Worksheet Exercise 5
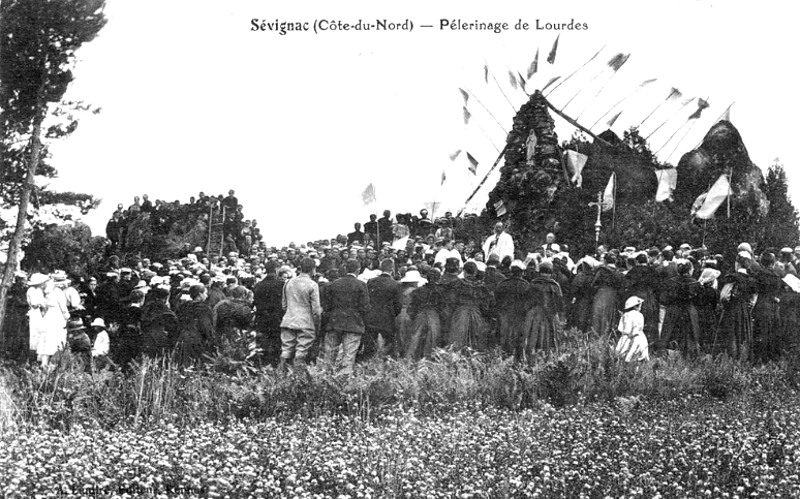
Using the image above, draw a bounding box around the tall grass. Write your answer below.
[0,327,795,430]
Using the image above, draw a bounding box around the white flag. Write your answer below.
[602,172,616,212]
[565,150,589,187]
[692,174,730,219]
[361,183,376,206]
[655,168,677,202]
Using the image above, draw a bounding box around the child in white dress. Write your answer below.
[615,296,650,362]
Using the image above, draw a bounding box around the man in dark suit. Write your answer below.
[347,223,365,246]
[415,208,433,237]
[362,258,402,358]
[364,214,378,246]
[321,259,370,374]
[378,210,393,247]
[252,261,286,365]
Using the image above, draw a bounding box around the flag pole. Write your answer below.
[484,61,517,113]
[702,218,708,247]
[612,171,616,231]
[459,144,510,216]
[588,192,603,251]
[464,88,508,134]
[374,185,380,249]
[544,97,615,149]
[589,78,657,131]
[544,45,605,97]
[727,167,732,218]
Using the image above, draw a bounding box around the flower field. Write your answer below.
[2,394,800,498]
[3,333,800,498]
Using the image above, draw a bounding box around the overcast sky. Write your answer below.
[45,0,799,246]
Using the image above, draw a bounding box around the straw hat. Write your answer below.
[400,270,423,284]
[90,318,106,328]
[624,296,644,311]
[27,273,49,286]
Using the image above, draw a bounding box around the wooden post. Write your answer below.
[207,204,213,253]
[544,98,615,149]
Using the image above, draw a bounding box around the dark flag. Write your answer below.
[547,35,560,64]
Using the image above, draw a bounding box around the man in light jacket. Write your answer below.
[279,258,321,369]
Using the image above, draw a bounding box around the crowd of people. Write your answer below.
[6,203,800,374]
[104,190,262,255]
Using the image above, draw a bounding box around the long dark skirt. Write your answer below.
[405,309,441,360]
[697,304,719,353]
[715,300,753,362]
[497,312,527,360]
[753,299,782,361]
[660,304,700,356]
[591,287,618,336]
[524,306,559,356]
[448,305,489,352]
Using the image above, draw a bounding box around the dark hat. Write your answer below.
[66,319,85,331]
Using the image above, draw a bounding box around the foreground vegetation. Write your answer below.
[2,330,800,497]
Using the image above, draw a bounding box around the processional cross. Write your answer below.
[587,191,603,251]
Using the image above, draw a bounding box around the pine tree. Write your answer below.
[0,0,107,349]
[763,160,800,250]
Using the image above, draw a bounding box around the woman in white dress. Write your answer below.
[37,277,70,366]
[26,273,50,357]
[615,296,650,362]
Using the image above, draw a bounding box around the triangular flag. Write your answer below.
[655,168,677,202]
[693,174,730,219]
[607,110,623,127]
[691,191,708,216]
[441,171,447,185]
[508,70,518,89]
[668,88,683,100]
[607,53,630,72]
[525,129,538,164]
[565,150,589,186]
[527,49,539,79]
[361,183,376,206]
[517,72,527,92]
[602,172,616,211]
[547,35,560,64]
[466,152,479,175]
[494,200,507,217]
[463,106,471,125]
[459,88,469,105]
[449,149,462,161]
[688,98,710,120]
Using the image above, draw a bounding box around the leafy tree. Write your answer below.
[762,160,800,250]
[20,221,106,278]
[0,0,107,349]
